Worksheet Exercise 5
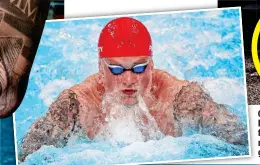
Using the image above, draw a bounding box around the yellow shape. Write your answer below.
[252,19,260,76]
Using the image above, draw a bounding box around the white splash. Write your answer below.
[39,79,74,106]
[97,94,163,144]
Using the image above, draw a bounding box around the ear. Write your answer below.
[98,59,105,85]
[150,58,154,69]
[98,59,103,73]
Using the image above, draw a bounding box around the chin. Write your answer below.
[121,96,138,106]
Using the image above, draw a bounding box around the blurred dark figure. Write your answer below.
[0,0,51,117]
[219,0,260,105]
[48,0,64,19]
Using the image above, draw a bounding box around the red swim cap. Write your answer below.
[98,17,152,58]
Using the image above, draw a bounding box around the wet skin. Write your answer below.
[72,56,189,138]
[100,56,153,106]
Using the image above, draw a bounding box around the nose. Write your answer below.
[122,70,137,87]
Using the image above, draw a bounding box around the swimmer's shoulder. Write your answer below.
[71,73,104,93]
[68,73,104,107]
[150,69,190,101]
[152,69,189,88]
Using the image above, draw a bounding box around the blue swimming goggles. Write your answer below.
[103,59,149,75]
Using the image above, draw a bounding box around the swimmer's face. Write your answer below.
[100,56,153,106]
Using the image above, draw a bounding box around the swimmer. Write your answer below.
[20,17,248,161]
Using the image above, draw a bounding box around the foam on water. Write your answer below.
[97,94,163,144]
[20,134,248,165]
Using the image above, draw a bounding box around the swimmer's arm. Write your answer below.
[201,102,248,145]
[19,89,80,161]
[173,82,248,145]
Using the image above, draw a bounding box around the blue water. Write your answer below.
[15,8,249,164]
[0,116,16,165]
[20,135,248,165]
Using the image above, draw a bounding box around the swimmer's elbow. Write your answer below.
[202,119,248,146]
[230,132,248,146]
[226,122,248,145]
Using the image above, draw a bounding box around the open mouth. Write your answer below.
[122,89,137,95]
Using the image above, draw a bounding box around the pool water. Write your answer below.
[20,135,248,165]
[0,116,16,165]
